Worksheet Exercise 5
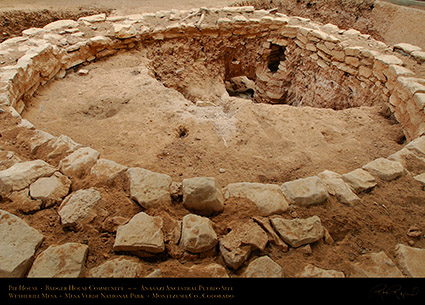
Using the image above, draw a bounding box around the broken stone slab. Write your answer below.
[411,50,425,64]
[388,147,425,173]
[296,264,345,278]
[318,170,360,205]
[59,147,100,179]
[180,214,218,253]
[0,160,56,194]
[58,188,102,229]
[43,20,79,31]
[243,256,283,278]
[395,244,425,277]
[88,256,142,278]
[90,158,127,185]
[113,212,165,255]
[224,182,289,215]
[27,242,88,278]
[351,251,404,278]
[127,167,172,209]
[29,172,71,204]
[182,177,224,216]
[0,209,44,277]
[253,216,289,252]
[270,216,324,248]
[44,134,82,161]
[362,158,405,181]
[280,176,327,206]
[342,168,377,193]
[219,220,268,269]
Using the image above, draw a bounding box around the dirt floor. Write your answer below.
[1,0,425,279]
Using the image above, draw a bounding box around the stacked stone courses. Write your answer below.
[1,6,425,278]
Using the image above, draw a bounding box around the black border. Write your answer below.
[2,277,425,305]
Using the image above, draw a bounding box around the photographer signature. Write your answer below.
[370,284,420,301]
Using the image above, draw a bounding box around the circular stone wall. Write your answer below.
[1,6,425,279]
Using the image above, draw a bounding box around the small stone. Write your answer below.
[243,256,283,278]
[318,170,360,205]
[59,147,100,179]
[77,69,89,76]
[351,251,404,277]
[407,225,422,238]
[280,176,327,206]
[88,256,142,278]
[0,160,56,193]
[224,182,289,215]
[406,136,425,156]
[297,264,345,278]
[182,177,224,216]
[180,214,218,253]
[270,216,324,248]
[0,209,44,277]
[393,43,422,55]
[58,188,102,229]
[342,168,377,193]
[253,216,289,252]
[127,168,172,209]
[27,243,88,278]
[395,244,425,277]
[29,172,71,203]
[113,212,164,255]
[220,220,268,269]
[411,51,425,64]
[298,244,312,255]
[362,158,404,181]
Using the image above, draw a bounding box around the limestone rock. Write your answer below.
[27,243,88,278]
[296,264,345,278]
[362,158,404,181]
[406,136,425,156]
[395,244,425,277]
[113,212,164,255]
[45,134,82,161]
[413,173,425,185]
[220,220,268,269]
[318,170,360,205]
[280,176,327,206]
[127,167,172,209]
[351,251,404,277]
[180,214,217,253]
[90,158,127,185]
[29,172,71,203]
[270,216,324,248]
[243,256,283,278]
[388,147,425,173]
[8,189,43,213]
[58,188,102,229]
[113,23,137,39]
[0,160,56,193]
[59,147,100,178]
[43,20,79,31]
[89,256,142,278]
[182,177,224,216]
[224,182,289,215]
[253,216,289,252]
[342,168,376,193]
[0,209,44,277]
[0,150,22,170]
[393,43,422,55]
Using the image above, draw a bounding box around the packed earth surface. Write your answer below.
[1,0,425,279]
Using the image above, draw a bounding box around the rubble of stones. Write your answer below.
[0,6,425,278]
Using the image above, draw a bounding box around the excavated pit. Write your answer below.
[23,35,405,186]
